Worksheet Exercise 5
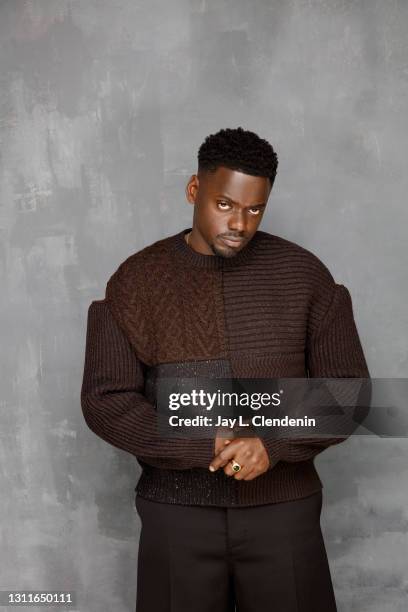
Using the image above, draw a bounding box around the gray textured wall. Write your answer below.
[1,1,407,611]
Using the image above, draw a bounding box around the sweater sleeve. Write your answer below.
[80,299,215,470]
[261,283,371,466]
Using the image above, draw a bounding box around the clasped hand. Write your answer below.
[209,428,272,481]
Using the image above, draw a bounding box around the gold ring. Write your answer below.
[231,459,242,473]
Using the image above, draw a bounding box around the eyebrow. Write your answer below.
[215,194,267,208]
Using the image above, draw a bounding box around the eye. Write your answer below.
[248,208,262,216]
[217,201,231,210]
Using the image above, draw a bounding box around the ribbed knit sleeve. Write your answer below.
[307,284,370,379]
[262,283,371,466]
[80,300,215,470]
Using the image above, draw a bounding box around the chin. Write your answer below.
[211,244,239,258]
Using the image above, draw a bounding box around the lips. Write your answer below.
[220,236,245,248]
[220,236,245,249]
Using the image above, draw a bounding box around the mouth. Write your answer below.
[219,236,246,248]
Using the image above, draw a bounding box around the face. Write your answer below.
[185,166,272,258]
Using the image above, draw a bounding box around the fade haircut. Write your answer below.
[197,127,278,188]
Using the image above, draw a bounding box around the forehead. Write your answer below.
[201,166,270,202]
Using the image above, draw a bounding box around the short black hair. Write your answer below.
[197,126,278,188]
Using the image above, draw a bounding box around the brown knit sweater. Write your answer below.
[80,227,370,507]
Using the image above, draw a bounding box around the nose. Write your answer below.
[227,209,247,235]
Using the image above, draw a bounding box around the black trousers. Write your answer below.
[135,490,337,612]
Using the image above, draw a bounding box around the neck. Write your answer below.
[174,228,261,270]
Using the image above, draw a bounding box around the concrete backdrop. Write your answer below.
[1,0,407,610]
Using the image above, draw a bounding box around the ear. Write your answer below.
[185,174,199,205]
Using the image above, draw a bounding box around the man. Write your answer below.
[81,127,370,611]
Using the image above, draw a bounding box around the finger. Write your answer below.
[241,459,272,480]
[223,461,236,477]
[225,451,266,480]
[209,441,242,472]
[231,454,260,480]
[210,454,232,471]
[236,465,257,481]
[224,458,253,480]
[242,468,261,481]
[224,449,256,477]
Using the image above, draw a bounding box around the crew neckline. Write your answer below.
[172,227,261,270]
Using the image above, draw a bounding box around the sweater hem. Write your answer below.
[134,459,323,507]
[135,483,324,509]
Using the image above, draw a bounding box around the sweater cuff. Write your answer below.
[261,437,286,468]
[183,436,216,469]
